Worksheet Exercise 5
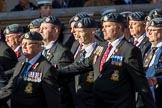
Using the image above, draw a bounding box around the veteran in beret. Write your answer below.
[4,24,24,59]
[0,31,61,108]
[145,18,162,108]
[128,11,151,58]
[72,17,98,108]
[39,16,75,108]
[0,25,18,108]
[58,12,156,108]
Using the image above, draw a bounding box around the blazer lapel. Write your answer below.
[47,41,58,61]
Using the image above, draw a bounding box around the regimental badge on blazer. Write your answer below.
[110,70,119,81]
[24,83,33,94]
[93,46,104,64]
[46,50,51,59]
[111,55,124,66]
[154,62,162,74]
[86,71,94,83]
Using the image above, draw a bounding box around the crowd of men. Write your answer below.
[0,2,162,108]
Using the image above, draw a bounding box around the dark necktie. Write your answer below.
[143,47,157,69]
[17,62,30,85]
[100,43,113,72]
[133,40,138,46]
[79,49,86,63]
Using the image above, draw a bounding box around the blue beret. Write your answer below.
[101,13,125,23]
[4,24,23,35]
[28,18,43,29]
[69,12,90,24]
[74,18,98,28]
[147,18,162,27]
[22,32,43,41]
[145,8,162,21]
[128,11,146,21]
[42,16,61,25]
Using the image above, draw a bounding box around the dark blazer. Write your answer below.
[45,40,75,108]
[46,40,74,69]
[75,44,97,108]
[0,55,61,108]
[70,40,80,55]
[130,36,151,58]
[59,38,156,108]
[93,39,155,108]
[0,41,18,88]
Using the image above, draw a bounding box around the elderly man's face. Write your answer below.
[22,39,41,60]
[146,26,162,45]
[5,33,21,50]
[128,20,146,39]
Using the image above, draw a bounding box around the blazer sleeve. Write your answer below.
[57,49,74,69]
[126,47,156,108]
[42,66,61,108]
[58,56,93,77]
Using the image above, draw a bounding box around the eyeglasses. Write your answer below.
[146,28,162,32]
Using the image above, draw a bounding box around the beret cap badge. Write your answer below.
[25,33,30,39]
[103,16,108,21]
[78,22,83,28]
[5,28,10,34]
[45,17,50,23]
[154,11,158,16]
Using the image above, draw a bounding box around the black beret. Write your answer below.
[22,32,43,41]
[42,16,61,25]
[145,8,162,21]
[69,12,90,24]
[101,13,125,23]
[74,18,98,28]
[147,18,162,27]
[4,24,23,35]
[128,11,146,21]
[28,18,43,29]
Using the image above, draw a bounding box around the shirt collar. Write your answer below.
[134,32,146,44]
[44,40,56,49]
[26,52,41,66]
[14,45,21,52]
[110,35,124,48]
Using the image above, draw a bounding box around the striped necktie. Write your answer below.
[144,47,157,70]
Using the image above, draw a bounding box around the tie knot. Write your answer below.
[80,49,86,57]
[108,43,113,49]
[79,44,83,50]
[151,47,157,52]
[133,40,138,45]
